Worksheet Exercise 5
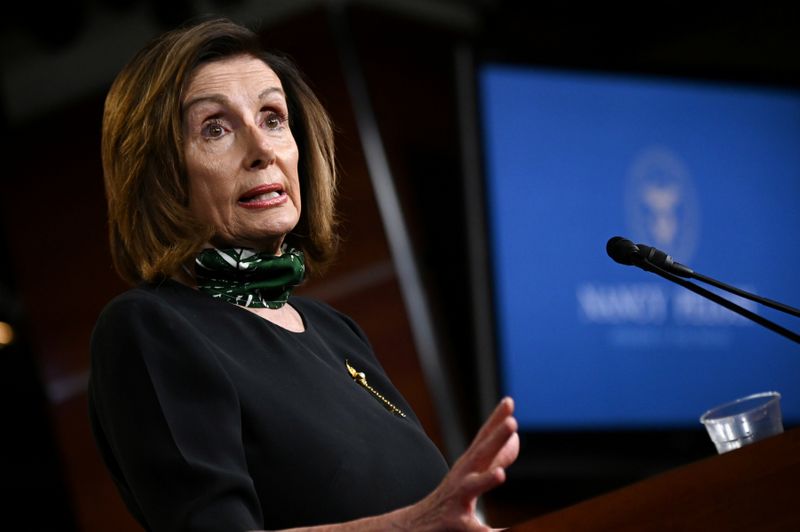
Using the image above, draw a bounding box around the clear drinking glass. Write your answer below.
[699,391,784,454]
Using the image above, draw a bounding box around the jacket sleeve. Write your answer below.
[89,291,263,532]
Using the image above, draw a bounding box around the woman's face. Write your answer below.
[182,55,301,253]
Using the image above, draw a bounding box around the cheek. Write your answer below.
[284,144,301,194]
[186,156,231,220]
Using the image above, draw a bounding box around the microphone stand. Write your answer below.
[689,271,800,318]
[640,259,800,345]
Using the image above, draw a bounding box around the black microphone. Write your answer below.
[605,235,800,344]
[605,236,640,266]
[606,236,693,278]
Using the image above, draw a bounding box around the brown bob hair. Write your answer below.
[102,17,338,284]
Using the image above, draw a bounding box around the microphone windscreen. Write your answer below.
[606,236,640,265]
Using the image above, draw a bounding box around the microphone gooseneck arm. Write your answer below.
[689,270,800,318]
[607,236,800,318]
[640,258,800,345]
[606,236,800,344]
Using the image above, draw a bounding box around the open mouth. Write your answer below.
[240,190,282,203]
[238,185,285,204]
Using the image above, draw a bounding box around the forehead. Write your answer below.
[183,55,284,102]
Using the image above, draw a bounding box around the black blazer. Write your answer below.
[89,279,449,531]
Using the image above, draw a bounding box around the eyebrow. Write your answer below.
[182,87,286,115]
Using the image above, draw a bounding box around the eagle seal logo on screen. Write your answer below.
[625,146,700,264]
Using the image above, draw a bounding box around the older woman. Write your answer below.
[89,17,518,532]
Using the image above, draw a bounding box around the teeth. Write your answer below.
[244,191,281,202]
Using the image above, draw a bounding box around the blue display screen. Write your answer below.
[479,65,800,429]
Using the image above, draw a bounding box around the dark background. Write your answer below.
[2,1,798,530]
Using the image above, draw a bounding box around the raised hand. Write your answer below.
[405,397,520,531]
[275,398,520,532]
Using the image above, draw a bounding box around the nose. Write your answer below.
[244,124,276,170]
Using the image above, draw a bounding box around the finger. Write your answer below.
[458,398,514,465]
[460,414,518,472]
[490,431,520,470]
[472,397,514,444]
[473,416,517,470]
[459,467,507,501]
[450,398,516,477]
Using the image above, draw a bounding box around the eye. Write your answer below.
[201,120,226,139]
[263,111,287,130]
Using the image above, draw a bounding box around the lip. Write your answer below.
[237,183,288,209]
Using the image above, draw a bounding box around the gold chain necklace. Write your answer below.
[345,360,407,418]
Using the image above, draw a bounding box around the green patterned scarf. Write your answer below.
[193,246,305,309]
